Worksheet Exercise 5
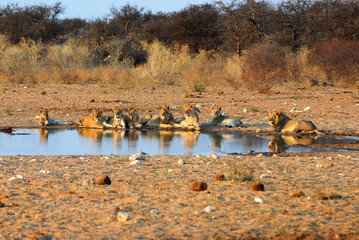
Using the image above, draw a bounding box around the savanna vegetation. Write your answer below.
[0,0,358,92]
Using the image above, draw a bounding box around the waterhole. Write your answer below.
[0,129,358,156]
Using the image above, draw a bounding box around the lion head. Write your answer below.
[158,106,175,124]
[211,106,223,119]
[92,109,103,122]
[268,111,290,128]
[112,108,123,121]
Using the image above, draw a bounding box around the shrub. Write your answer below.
[241,43,293,93]
[308,39,359,85]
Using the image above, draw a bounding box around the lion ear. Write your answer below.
[275,111,280,115]
[219,107,222,111]
[165,105,170,110]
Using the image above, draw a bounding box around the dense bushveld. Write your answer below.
[0,0,359,92]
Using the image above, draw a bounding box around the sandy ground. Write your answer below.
[1,84,359,239]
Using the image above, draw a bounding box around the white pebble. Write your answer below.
[207,153,219,159]
[46,171,52,174]
[284,102,288,105]
[254,197,264,203]
[337,105,343,108]
[79,156,87,160]
[39,170,47,173]
[177,159,185,164]
[243,108,248,113]
[151,209,159,215]
[316,164,324,168]
[205,206,212,213]
[8,176,16,181]
[168,169,173,173]
[303,106,311,111]
[290,108,303,113]
[16,174,23,179]
[117,212,130,222]
[130,160,141,165]
[30,159,38,162]
[83,180,90,186]
[129,152,145,161]
[196,154,201,158]
[260,174,272,179]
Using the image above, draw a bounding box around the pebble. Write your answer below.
[16,174,23,179]
[337,105,343,108]
[205,206,212,213]
[177,159,185,164]
[254,197,264,203]
[213,173,225,181]
[316,164,324,168]
[118,212,130,222]
[207,153,219,159]
[168,169,173,173]
[83,180,90,186]
[243,108,248,113]
[289,108,303,113]
[196,154,201,158]
[303,106,311,111]
[130,160,141,165]
[129,152,145,161]
[94,174,111,185]
[8,176,16,181]
[30,159,38,162]
[284,102,288,105]
[151,209,159,215]
[256,153,264,157]
[250,182,265,191]
[39,170,52,174]
[79,156,87,160]
[191,181,208,191]
[260,174,271,179]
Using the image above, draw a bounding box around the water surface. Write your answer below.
[0,129,357,156]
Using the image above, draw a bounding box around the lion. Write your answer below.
[268,111,324,134]
[38,110,72,126]
[128,108,144,129]
[77,109,104,129]
[102,108,128,129]
[203,106,244,128]
[141,106,176,129]
[175,104,201,131]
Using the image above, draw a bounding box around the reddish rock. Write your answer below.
[291,191,305,198]
[250,182,265,191]
[191,181,207,191]
[94,174,111,185]
[312,193,329,200]
[213,173,225,181]
[40,91,46,95]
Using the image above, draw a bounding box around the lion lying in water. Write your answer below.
[268,111,324,134]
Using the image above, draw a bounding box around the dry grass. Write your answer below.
[1,35,358,91]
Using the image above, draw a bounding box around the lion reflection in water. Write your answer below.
[268,135,320,153]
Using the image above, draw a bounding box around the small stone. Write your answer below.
[207,153,219,159]
[213,173,225,181]
[40,91,46,95]
[117,212,130,222]
[16,174,23,179]
[177,159,185,164]
[79,156,87,160]
[329,194,342,200]
[196,154,201,158]
[337,105,342,108]
[205,206,212,213]
[151,209,159,215]
[83,180,90,186]
[39,170,46,173]
[130,160,141,165]
[129,153,145,161]
[284,102,288,105]
[312,193,329,200]
[30,159,38,162]
[303,106,311,111]
[94,174,111,185]
[250,182,265,191]
[192,181,208,191]
[291,191,305,198]
[8,176,16,181]
[168,169,173,173]
[243,108,248,113]
[316,164,324,168]
[254,197,264,203]
[260,174,271,179]
[272,154,279,158]
[256,153,264,157]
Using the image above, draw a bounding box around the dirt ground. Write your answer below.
[0,84,359,239]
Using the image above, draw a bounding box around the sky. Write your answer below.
[2,0,218,19]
